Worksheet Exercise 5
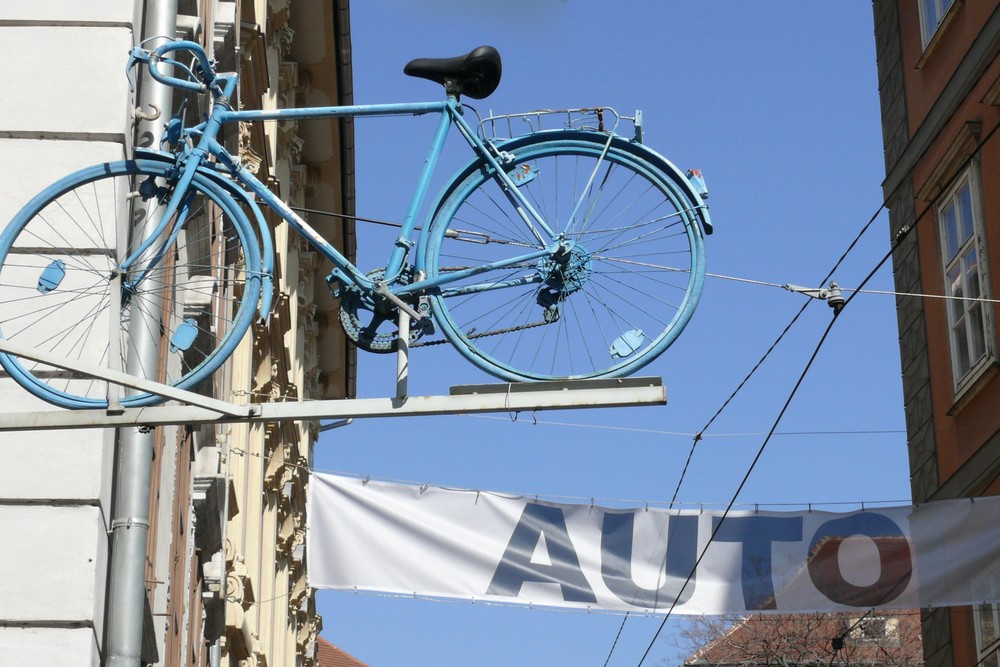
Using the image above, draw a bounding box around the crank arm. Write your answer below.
[375,283,423,321]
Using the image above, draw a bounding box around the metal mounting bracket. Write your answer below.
[783,281,845,314]
[0,334,667,431]
[0,377,666,431]
[0,338,256,417]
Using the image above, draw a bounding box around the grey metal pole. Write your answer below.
[105,1,178,664]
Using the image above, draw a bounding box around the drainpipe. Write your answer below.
[105,1,177,665]
[334,0,357,400]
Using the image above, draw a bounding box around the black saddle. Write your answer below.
[404,46,502,100]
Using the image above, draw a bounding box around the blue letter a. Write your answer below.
[487,503,597,603]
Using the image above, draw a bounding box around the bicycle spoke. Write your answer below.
[453,195,540,246]
[425,134,705,381]
[0,161,260,407]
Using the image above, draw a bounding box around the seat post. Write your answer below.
[396,309,410,400]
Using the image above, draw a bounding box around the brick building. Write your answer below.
[873,2,1000,666]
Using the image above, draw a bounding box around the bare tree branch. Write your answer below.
[675,611,923,667]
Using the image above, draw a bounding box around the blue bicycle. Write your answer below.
[0,41,711,409]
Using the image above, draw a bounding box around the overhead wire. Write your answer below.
[669,193,888,505]
[625,118,1000,666]
[634,212,935,662]
[229,445,911,511]
[603,195,888,667]
[287,117,1000,664]
[635,312,840,666]
[465,413,908,439]
[705,268,1000,305]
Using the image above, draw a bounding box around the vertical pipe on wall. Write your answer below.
[105,1,178,664]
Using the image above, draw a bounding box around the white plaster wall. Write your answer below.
[0,26,133,139]
[0,139,127,225]
[0,6,135,666]
[0,385,115,506]
[0,0,132,25]
[0,627,100,667]
[0,506,108,621]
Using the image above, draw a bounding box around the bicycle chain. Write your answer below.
[410,263,552,346]
[411,319,550,347]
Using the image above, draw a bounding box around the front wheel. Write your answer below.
[0,159,262,408]
[422,132,707,382]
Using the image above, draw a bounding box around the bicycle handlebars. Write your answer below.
[127,40,219,94]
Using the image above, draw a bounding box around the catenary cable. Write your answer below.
[635,314,840,666]
[626,118,1000,666]
[604,203,888,667]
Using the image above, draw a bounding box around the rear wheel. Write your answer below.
[422,132,706,381]
[0,160,261,408]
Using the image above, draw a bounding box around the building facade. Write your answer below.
[221,1,355,664]
[0,0,353,664]
[684,612,923,667]
[873,2,1000,667]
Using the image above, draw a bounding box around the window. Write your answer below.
[979,604,1000,667]
[938,168,993,390]
[919,0,956,47]
[975,567,1000,667]
[848,616,898,642]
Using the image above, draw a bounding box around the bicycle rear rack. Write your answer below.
[479,107,644,143]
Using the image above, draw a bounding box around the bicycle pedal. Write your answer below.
[414,317,435,337]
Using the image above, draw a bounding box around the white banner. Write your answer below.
[307,473,1000,614]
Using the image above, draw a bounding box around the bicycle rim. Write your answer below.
[0,160,261,408]
[423,133,706,382]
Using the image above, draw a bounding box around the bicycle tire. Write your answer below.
[0,159,262,408]
[421,131,707,382]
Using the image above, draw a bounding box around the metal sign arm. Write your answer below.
[0,338,254,417]
[0,377,665,431]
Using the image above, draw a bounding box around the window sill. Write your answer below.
[948,358,1000,416]
[983,72,1000,106]
[916,0,964,70]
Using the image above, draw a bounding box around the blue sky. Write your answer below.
[313,3,908,665]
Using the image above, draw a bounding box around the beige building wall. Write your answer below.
[224,0,353,665]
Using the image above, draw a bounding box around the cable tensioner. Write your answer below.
[783,281,846,315]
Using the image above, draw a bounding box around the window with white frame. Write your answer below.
[919,0,956,47]
[978,604,1000,667]
[975,566,1000,667]
[938,168,992,390]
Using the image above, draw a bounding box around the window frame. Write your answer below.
[918,0,958,49]
[976,604,1000,667]
[936,164,995,395]
[974,565,1000,667]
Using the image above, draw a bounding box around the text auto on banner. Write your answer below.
[307,472,1000,614]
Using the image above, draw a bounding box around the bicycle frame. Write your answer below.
[0,40,711,408]
[124,70,562,307]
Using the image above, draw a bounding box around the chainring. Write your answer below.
[337,268,428,353]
